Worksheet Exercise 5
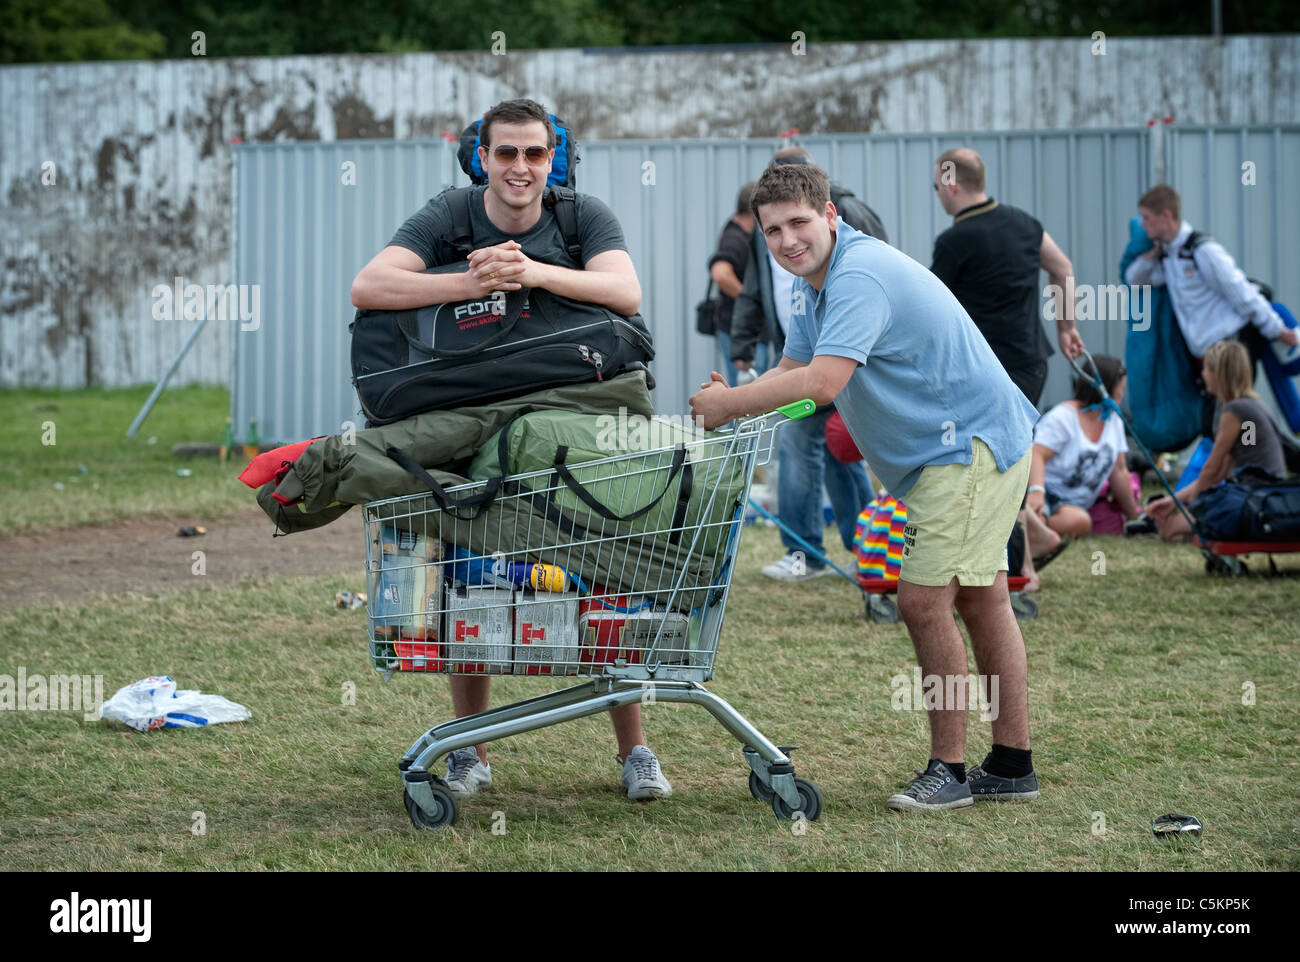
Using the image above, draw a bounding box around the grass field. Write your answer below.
[0,385,251,534]
[1,387,1297,871]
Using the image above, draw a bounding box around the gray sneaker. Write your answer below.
[619,745,672,801]
[886,760,974,812]
[444,747,492,797]
[967,761,1039,802]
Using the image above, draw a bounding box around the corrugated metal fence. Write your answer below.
[231,124,1299,443]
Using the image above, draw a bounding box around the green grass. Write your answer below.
[1,526,1297,871]
[1,385,1296,870]
[0,385,251,534]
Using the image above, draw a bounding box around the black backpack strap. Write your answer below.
[543,186,583,264]
[384,447,500,520]
[439,187,477,261]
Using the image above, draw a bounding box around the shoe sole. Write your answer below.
[971,790,1039,802]
[886,794,974,811]
[445,785,490,798]
[444,777,492,798]
[626,783,672,801]
[762,569,834,581]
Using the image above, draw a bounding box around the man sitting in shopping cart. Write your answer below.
[351,98,672,803]
[690,161,1042,811]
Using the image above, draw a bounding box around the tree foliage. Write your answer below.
[3,0,1297,64]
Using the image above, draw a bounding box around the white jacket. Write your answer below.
[1123,220,1284,357]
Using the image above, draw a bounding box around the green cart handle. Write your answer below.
[777,399,816,420]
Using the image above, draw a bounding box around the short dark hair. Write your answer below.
[1072,354,1127,407]
[935,147,985,192]
[736,181,757,215]
[750,162,831,227]
[1138,184,1181,220]
[480,99,555,149]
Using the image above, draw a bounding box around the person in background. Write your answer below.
[1023,355,1141,545]
[1146,339,1289,542]
[930,147,1085,406]
[1123,184,1297,435]
[707,182,761,385]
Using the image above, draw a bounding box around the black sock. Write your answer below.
[930,758,965,783]
[983,744,1032,778]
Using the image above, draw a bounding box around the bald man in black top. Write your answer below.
[930,147,1085,406]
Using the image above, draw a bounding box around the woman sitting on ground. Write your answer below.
[1147,339,1288,542]
[1023,354,1141,547]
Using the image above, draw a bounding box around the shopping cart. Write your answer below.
[363,400,824,829]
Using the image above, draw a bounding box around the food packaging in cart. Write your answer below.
[623,608,692,665]
[578,593,643,666]
[444,586,514,674]
[514,589,580,676]
[369,524,443,642]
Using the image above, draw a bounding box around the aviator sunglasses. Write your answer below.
[488,144,551,165]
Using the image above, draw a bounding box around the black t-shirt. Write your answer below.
[387,186,628,269]
[930,199,1052,373]
[707,219,752,335]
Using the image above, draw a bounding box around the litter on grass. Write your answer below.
[99,676,251,733]
[335,591,367,610]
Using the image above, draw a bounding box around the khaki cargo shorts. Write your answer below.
[898,438,1031,587]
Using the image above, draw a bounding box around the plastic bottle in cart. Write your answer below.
[447,546,568,592]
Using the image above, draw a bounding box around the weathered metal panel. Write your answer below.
[227,128,1166,441]
[3,36,1297,393]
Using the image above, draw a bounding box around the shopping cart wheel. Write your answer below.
[771,778,822,822]
[404,786,457,829]
[748,770,774,802]
[864,594,899,624]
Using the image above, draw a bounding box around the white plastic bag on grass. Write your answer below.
[99,676,251,732]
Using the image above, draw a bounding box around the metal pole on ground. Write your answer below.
[125,317,209,438]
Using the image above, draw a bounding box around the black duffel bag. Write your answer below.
[1192,467,1300,541]
[350,263,655,425]
[1238,477,1300,540]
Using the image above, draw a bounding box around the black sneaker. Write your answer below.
[1124,514,1157,537]
[967,761,1040,802]
[886,760,973,812]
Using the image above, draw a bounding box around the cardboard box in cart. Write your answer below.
[369,525,443,670]
[579,596,692,666]
[444,586,514,674]
[514,589,581,676]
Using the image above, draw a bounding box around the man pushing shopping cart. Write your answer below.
[691,160,1054,812]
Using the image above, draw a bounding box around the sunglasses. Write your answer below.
[487,144,550,165]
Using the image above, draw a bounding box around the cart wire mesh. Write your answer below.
[362,411,786,684]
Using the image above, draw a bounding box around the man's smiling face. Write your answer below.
[479,119,553,212]
[756,198,838,288]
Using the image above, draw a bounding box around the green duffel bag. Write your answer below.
[468,408,748,563]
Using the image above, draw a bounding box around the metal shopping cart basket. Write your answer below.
[362,400,823,829]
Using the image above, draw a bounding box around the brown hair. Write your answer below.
[1138,184,1181,220]
[935,147,986,192]
[1203,339,1257,401]
[1072,354,1127,407]
[480,99,555,149]
[750,162,831,226]
[736,181,757,215]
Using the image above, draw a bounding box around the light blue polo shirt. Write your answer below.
[784,219,1039,499]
